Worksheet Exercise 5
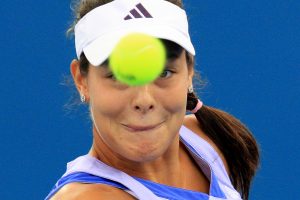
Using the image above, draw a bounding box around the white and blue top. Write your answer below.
[45,125,242,200]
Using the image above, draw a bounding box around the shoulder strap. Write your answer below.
[63,155,167,200]
[179,125,242,199]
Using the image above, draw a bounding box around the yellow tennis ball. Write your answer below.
[109,33,166,86]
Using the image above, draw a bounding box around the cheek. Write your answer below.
[87,69,127,117]
[89,83,125,117]
[161,79,188,114]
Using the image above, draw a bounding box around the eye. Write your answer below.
[159,69,174,79]
[107,69,175,81]
[106,73,117,80]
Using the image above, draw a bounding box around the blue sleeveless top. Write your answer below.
[45,125,242,200]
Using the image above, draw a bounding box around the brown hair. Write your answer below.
[67,0,260,199]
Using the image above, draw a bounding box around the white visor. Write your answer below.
[75,0,195,66]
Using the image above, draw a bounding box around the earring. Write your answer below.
[188,85,194,93]
[80,94,86,103]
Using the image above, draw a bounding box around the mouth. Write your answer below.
[122,121,164,132]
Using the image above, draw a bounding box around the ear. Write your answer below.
[187,55,194,88]
[70,59,89,101]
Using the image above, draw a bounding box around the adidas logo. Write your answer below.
[124,3,153,20]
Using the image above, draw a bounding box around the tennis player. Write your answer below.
[46,0,259,199]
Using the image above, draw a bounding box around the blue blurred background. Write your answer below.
[1,0,299,199]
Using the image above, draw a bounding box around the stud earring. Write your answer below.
[188,85,194,93]
[80,94,86,103]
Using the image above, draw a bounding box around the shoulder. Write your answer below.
[51,182,135,200]
[183,114,230,174]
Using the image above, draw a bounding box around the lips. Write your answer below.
[122,122,163,132]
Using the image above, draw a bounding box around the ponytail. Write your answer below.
[187,92,260,200]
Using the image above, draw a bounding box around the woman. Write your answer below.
[46,0,259,199]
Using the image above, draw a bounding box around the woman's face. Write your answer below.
[76,51,193,162]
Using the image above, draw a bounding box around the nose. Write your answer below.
[132,85,155,114]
